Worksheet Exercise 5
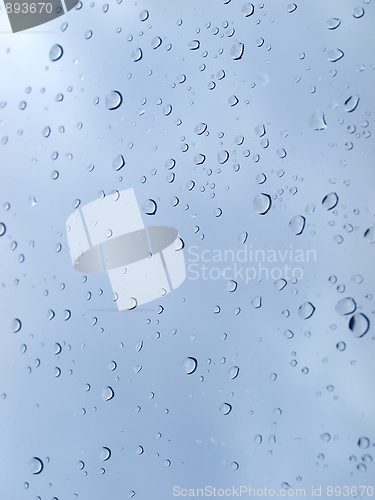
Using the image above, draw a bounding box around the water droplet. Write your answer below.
[225,280,237,292]
[242,3,254,16]
[289,215,306,235]
[108,361,117,371]
[151,36,162,49]
[298,302,315,319]
[139,9,149,21]
[102,386,115,401]
[77,460,85,470]
[283,329,294,339]
[136,445,144,455]
[142,199,157,215]
[228,95,239,106]
[0,223,6,236]
[228,366,239,379]
[131,48,143,62]
[163,104,172,116]
[188,40,200,50]
[309,111,327,130]
[326,18,341,30]
[349,313,370,337]
[364,226,375,243]
[217,150,229,164]
[322,192,339,210]
[194,154,206,165]
[344,95,360,113]
[274,278,287,291]
[335,298,356,315]
[231,461,239,470]
[230,42,244,60]
[253,193,272,215]
[287,3,297,13]
[11,318,22,333]
[320,432,331,442]
[336,341,346,351]
[100,447,111,461]
[220,403,232,415]
[254,434,263,444]
[126,298,137,310]
[49,44,63,62]
[29,457,44,474]
[352,7,364,18]
[358,436,370,449]
[182,357,197,374]
[238,231,248,244]
[106,91,122,110]
[112,154,125,171]
[251,296,262,308]
[194,123,207,135]
[327,49,344,62]
[54,367,61,377]
[52,343,61,355]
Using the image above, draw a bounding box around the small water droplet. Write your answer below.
[242,3,254,16]
[112,154,125,171]
[194,123,207,135]
[251,296,262,308]
[228,366,239,379]
[142,199,157,215]
[188,40,200,50]
[139,9,149,21]
[326,18,341,30]
[352,7,364,18]
[364,226,375,243]
[320,432,331,442]
[358,436,370,449]
[238,231,248,244]
[151,36,162,49]
[287,3,297,13]
[0,223,6,237]
[11,318,22,333]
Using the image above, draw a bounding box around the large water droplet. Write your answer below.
[217,150,229,164]
[287,3,297,12]
[274,278,287,291]
[335,298,356,315]
[289,215,306,235]
[188,40,200,50]
[253,193,272,215]
[102,386,115,401]
[364,226,375,243]
[182,357,197,374]
[228,366,239,380]
[309,111,327,130]
[151,36,162,49]
[345,95,360,112]
[241,3,254,16]
[219,403,232,415]
[228,95,239,106]
[326,18,341,29]
[194,154,206,165]
[131,48,143,62]
[0,222,6,236]
[322,192,338,210]
[139,9,149,21]
[11,318,22,333]
[142,199,157,215]
[194,123,207,135]
[298,302,315,319]
[230,42,244,60]
[100,447,111,461]
[49,44,63,62]
[105,91,123,110]
[320,432,331,442]
[327,49,344,62]
[352,7,365,18]
[349,313,370,337]
[358,437,370,449]
[29,457,44,474]
[112,154,125,171]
